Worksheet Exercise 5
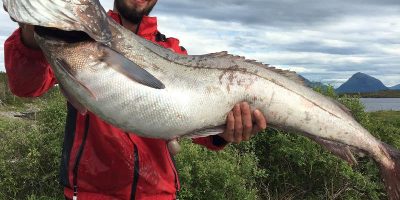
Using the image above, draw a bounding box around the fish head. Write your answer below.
[33,28,100,76]
[34,28,165,90]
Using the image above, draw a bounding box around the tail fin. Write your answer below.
[4,0,111,43]
[379,143,400,200]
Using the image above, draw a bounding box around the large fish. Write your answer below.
[4,0,400,199]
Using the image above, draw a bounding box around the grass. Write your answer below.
[369,111,400,127]
[1,79,400,199]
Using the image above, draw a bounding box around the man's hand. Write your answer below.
[3,4,39,49]
[19,24,40,49]
[219,102,267,143]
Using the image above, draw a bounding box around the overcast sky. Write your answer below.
[1,0,399,87]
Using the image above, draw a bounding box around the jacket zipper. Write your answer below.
[125,133,140,200]
[61,102,78,188]
[72,115,90,200]
[166,142,180,198]
[130,143,140,200]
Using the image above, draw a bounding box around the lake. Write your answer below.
[360,98,400,112]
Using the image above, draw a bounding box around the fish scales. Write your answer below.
[106,19,374,148]
[49,35,382,156]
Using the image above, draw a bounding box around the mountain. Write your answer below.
[299,75,328,90]
[389,84,400,90]
[336,72,388,93]
[304,79,328,90]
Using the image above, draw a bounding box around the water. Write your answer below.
[360,98,400,112]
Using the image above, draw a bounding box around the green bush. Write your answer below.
[0,72,35,107]
[0,89,66,199]
[251,129,384,199]
[176,139,265,200]
[244,86,396,199]
[1,84,399,200]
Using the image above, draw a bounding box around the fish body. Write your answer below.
[40,20,381,152]
[4,0,400,199]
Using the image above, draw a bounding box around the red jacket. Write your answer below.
[4,11,227,200]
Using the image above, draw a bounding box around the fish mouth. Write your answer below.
[34,26,93,44]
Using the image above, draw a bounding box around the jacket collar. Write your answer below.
[107,10,158,37]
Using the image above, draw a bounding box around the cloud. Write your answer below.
[0,0,399,87]
[152,1,400,86]
[154,0,400,28]
[0,6,18,72]
[99,0,114,10]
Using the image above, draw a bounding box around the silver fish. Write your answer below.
[4,0,400,199]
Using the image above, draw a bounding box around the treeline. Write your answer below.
[0,72,34,106]
[0,72,11,105]
[0,82,399,199]
[341,89,400,98]
[0,72,60,107]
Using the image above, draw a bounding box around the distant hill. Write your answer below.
[336,72,388,93]
[299,75,328,90]
[390,84,400,90]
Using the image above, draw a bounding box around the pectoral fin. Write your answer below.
[55,58,97,101]
[59,85,87,115]
[100,46,165,89]
[313,137,357,165]
[185,125,226,138]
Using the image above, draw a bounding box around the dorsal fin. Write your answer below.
[133,34,308,86]
[204,51,229,57]
[205,51,306,86]
[266,68,306,86]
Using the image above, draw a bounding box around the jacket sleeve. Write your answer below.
[4,28,56,97]
[162,36,229,151]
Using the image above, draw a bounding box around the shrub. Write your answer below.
[176,139,265,200]
[246,85,394,199]
[0,72,34,107]
[0,89,66,199]
[252,129,384,199]
[1,84,399,200]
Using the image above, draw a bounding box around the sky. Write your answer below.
[1,0,399,88]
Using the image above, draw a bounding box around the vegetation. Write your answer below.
[0,73,35,108]
[369,111,400,127]
[342,90,400,98]
[1,74,400,199]
[0,76,66,199]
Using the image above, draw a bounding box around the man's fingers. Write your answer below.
[240,102,252,141]
[233,104,243,143]
[252,109,267,135]
[222,104,267,144]
[223,111,235,143]
[167,139,181,156]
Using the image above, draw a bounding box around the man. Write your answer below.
[4,0,267,199]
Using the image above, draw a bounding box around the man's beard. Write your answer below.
[115,0,156,24]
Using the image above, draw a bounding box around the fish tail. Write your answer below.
[4,0,111,43]
[378,142,400,200]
